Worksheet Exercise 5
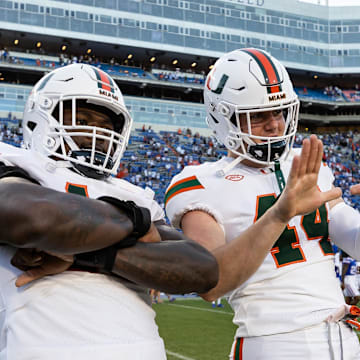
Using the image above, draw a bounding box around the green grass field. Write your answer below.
[153,297,237,360]
[154,297,360,360]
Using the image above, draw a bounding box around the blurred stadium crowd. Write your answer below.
[1,119,359,212]
[3,47,360,103]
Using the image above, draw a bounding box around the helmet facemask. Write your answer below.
[220,99,299,166]
[23,64,133,180]
[47,97,130,179]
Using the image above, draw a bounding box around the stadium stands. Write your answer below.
[0,50,153,80]
[2,50,360,105]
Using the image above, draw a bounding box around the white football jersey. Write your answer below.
[0,142,166,360]
[166,149,345,337]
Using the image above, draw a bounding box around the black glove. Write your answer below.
[73,235,137,273]
[98,196,151,238]
[73,196,151,273]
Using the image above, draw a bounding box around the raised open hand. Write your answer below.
[273,135,342,223]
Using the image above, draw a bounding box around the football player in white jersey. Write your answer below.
[0,64,220,360]
[166,48,360,359]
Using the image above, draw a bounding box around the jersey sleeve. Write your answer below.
[149,198,165,223]
[138,186,164,222]
[317,161,335,191]
[165,166,225,231]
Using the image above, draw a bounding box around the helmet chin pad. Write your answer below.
[248,140,286,163]
[69,149,113,180]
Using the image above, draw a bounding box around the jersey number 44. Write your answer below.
[254,194,333,268]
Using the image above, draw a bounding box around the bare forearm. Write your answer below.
[111,240,218,294]
[201,206,287,300]
[0,182,133,253]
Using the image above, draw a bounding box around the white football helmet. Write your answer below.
[204,48,299,167]
[23,63,132,179]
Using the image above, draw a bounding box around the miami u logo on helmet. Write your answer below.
[206,67,229,95]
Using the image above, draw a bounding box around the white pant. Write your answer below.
[1,339,166,360]
[229,322,360,360]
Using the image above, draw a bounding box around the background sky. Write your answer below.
[300,0,360,6]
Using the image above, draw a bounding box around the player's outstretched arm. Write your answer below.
[200,135,342,301]
[350,184,360,195]
[325,174,360,260]
[0,181,135,253]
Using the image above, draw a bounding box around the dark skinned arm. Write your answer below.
[110,221,219,294]
[13,220,219,293]
[0,180,134,254]
[7,183,219,293]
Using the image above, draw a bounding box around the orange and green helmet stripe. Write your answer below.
[93,68,115,93]
[37,72,54,91]
[165,175,204,206]
[242,48,282,94]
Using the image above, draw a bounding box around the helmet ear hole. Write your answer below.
[52,100,72,122]
[225,137,239,150]
[45,137,56,149]
[229,112,237,127]
[219,104,230,116]
[27,121,37,131]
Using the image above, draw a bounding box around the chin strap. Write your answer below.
[45,160,72,173]
[216,156,243,177]
[274,160,286,193]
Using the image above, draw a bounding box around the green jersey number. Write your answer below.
[254,194,333,268]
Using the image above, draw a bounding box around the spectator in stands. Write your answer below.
[116,164,129,179]
[176,144,185,155]
[211,297,223,308]
[341,251,360,305]
[2,47,8,62]
[324,85,343,99]
[59,53,65,66]
[0,63,218,359]
[150,288,163,304]
[166,48,360,359]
